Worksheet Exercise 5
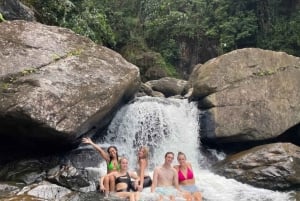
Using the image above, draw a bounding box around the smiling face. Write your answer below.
[177,153,186,166]
[120,158,129,171]
[164,152,174,165]
[108,147,118,159]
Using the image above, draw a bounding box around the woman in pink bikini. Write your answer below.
[174,152,202,201]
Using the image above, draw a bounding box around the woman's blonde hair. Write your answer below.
[119,156,128,164]
[138,146,149,160]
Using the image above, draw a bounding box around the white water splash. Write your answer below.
[97,96,295,201]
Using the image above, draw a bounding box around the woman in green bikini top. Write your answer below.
[100,157,140,201]
[81,137,119,195]
[108,159,121,172]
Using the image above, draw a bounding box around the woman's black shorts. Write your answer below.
[131,176,152,191]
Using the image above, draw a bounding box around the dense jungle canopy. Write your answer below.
[19,0,300,80]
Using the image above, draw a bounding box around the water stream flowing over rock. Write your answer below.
[80,96,295,201]
[0,96,296,200]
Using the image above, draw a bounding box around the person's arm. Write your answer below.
[151,167,158,193]
[173,168,181,191]
[187,162,196,183]
[82,137,110,162]
[138,159,146,191]
[129,171,139,180]
[129,171,140,189]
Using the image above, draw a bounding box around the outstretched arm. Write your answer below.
[82,137,110,162]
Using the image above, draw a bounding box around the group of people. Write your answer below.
[82,137,202,201]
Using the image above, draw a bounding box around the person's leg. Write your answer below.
[117,192,135,201]
[169,195,175,201]
[103,176,110,196]
[134,191,140,201]
[109,175,115,191]
[182,192,192,201]
[98,177,102,191]
[129,193,135,201]
[193,192,202,201]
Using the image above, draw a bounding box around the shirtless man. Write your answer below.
[151,152,183,201]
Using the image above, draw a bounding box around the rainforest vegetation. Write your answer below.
[21,0,300,80]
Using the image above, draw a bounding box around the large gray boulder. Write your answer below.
[0,0,35,21]
[17,181,75,200]
[0,20,140,151]
[190,48,300,144]
[213,143,300,190]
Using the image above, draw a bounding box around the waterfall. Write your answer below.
[94,96,294,201]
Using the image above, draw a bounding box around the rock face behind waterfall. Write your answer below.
[0,20,140,153]
[190,48,300,145]
[213,143,300,190]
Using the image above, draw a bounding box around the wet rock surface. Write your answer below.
[213,143,300,190]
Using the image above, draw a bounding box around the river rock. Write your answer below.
[296,191,300,201]
[47,164,92,192]
[2,194,47,201]
[213,143,300,190]
[0,0,35,21]
[17,180,77,200]
[0,159,50,185]
[145,77,188,97]
[190,48,300,145]
[0,20,140,152]
[0,182,20,197]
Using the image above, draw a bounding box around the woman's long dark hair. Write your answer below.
[107,145,119,162]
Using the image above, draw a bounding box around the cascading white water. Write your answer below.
[97,96,294,201]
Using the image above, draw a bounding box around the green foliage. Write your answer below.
[1,82,10,90]
[23,0,300,79]
[142,0,208,66]
[219,11,258,52]
[204,0,258,53]
[29,0,116,47]
[64,11,116,46]
[164,63,179,78]
[253,69,275,76]
[257,10,300,56]
[160,39,179,64]
[21,68,36,76]
[67,49,83,57]
[0,13,5,22]
[51,53,61,61]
